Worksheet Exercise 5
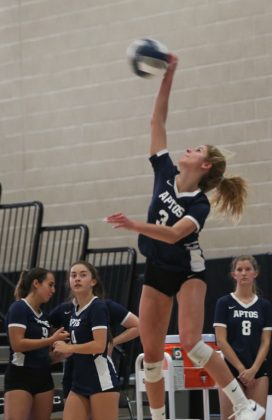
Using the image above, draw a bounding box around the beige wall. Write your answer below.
[0,0,272,261]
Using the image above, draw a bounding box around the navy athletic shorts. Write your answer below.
[143,258,206,297]
[4,364,54,395]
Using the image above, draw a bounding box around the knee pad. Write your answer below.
[143,360,164,383]
[187,340,213,367]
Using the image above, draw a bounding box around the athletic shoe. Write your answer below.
[229,399,265,419]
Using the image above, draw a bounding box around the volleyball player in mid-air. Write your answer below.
[214,255,272,420]
[106,54,265,419]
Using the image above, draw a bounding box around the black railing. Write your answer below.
[85,246,139,379]
[85,247,137,308]
[34,224,89,310]
[0,201,43,272]
[0,201,43,325]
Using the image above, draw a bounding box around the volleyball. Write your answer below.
[127,38,169,78]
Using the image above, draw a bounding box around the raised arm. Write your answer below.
[150,54,178,156]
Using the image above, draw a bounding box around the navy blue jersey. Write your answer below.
[49,299,129,331]
[5,299,51,368]
[105,299,130,326]
[49,299,128,396]
[138,151,210,272]
[48,301,73,332]
[69,296,119,394]
[105,299,130,338]
[213,293,272,368]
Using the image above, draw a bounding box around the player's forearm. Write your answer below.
[217,341,245,373]
[113,327,139,347]
[131,220,180,243]
[11,336,54,352]
[67,340,106,355]
[133,219,194,244]
[251,343,270,373]
[151,70,174,125]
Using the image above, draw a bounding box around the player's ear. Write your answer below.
[201,161,212,171]
[231,272,237,281]
[90,278,97,288]
[32,279,39,289]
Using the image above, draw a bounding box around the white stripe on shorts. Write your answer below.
[94,355,114,391]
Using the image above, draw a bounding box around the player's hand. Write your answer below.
[166,53,178,75]
[53,340,72,354]
[105,213,134,230]
[51,327,70,343]
[238,367,256,386]
[50,349,72,363]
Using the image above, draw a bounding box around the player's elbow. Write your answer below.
[11,343,24,352]
[164,237,178,245]
[93,342,107,354]
[168,231,181,244]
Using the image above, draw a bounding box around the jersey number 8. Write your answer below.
[242,320,251,336]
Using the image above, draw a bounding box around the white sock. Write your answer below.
[150,405,166,420]
[223,378,248,407]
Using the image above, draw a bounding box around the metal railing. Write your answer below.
[0,201,43,323]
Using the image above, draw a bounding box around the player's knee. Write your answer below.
[143,360,164,383]
[187,340,213,368]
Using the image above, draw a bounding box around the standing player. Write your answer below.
[105,54,265,419]
[214,255,272,420]
[4,268,69,420]
[49,297,139,401]
[53,261,120,420]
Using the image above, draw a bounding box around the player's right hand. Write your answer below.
[52,327,70,342]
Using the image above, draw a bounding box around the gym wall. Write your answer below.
[0,0,271,262]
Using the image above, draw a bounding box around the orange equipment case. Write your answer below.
[164,334,217,388]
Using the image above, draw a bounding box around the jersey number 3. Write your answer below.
[156,209,169,226]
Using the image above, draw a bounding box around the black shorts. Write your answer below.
[4,364,54,395]
[144,259,206,297]
[226,359,269,381]
[62,357,73,399]
[63,380,72,400]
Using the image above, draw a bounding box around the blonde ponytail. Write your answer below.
[200,145,248,219]
[210,175,248,219]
